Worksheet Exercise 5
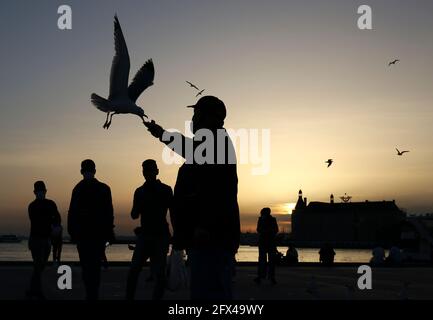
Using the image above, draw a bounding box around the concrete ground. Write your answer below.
[1,264,433,300]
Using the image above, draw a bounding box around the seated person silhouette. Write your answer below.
[285,245,299,265]
[319,243,336,266]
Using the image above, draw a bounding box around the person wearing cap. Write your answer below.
[144,96,240,300]
[67,159,114,300]
[27,180,61,299]
[125,159,173,300]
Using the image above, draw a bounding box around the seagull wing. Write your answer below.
[396,148,401,154]
[402,151,410,154]
[186,81,199,90]
[128,59,155,102]
[108,15,131,101]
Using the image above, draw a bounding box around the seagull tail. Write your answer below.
[91,93,111,112]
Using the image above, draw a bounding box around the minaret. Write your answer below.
[295,189,306,210]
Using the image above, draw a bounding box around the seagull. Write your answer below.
[91,15,154,129]
[388,59,400,66]
[396,148,410,156]
[325,159,333,168]
[196,89,205,97]
[186,81,200,90]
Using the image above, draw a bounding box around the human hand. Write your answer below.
[144,120,164,139]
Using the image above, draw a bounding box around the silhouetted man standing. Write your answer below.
[145,96,240,300]
[27,181,61,299]
[255,207,278,285]
[126,160,173,300]
[68,159,114,300]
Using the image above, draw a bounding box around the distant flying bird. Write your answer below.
[196,89,205,97]
[396,148,410,156]
[388,59,400,66]
[186,81,200,91]
[91,15,154,129]
[325,159,334,168]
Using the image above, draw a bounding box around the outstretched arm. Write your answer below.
[144,120,193,160]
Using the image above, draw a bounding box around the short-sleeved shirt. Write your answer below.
[131,180,173,239]
[28,199,61,238]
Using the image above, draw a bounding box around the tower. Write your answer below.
[295,189,306,210]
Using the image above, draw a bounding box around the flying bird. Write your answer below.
[186,81,200,91]
[388,59,400,66]
[91,15,154,129]
[196,89,205,97]
[396,148,410,156]
[325,159,333,168]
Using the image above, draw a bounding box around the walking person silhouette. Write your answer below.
[67,159,115,300]
[145,96,240,300]
[126,159,173,300]
[254,207,279,285]
[27,181,61,299]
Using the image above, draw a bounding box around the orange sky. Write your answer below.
[1,1,433,235]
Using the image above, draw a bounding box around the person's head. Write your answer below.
[260,207,271,217]
[188,96,226,133]
[142,159,159,182]
[81,159,96,179]
[33,181,47,200]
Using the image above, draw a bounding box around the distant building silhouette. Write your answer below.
[291,190,405,244]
